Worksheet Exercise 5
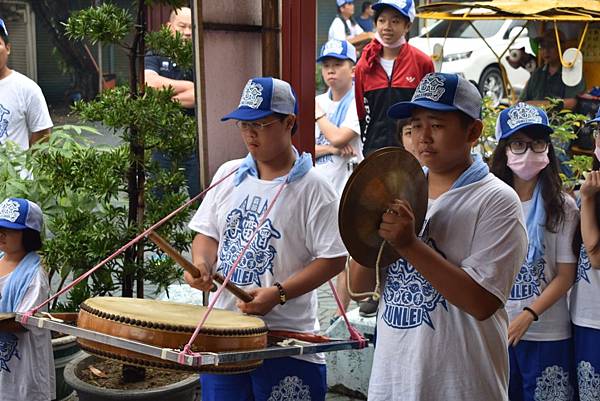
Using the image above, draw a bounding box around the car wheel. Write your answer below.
[479,66,505,106]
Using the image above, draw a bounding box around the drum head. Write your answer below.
[339,147,428,268]
[82,297,266,331]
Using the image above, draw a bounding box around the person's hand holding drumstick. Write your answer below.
[185,233,218,292]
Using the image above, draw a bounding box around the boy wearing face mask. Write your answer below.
[569,106,600,400]
[490,102,579,401]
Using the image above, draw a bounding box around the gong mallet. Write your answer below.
[147,231,254,303]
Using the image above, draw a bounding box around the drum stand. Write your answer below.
[15,313,366,369]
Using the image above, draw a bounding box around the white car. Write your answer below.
[409,19,534,105]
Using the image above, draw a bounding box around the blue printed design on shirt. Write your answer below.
[0,104,10,141]
[315,133,333,165]
[509,259,547,300]
[575,244,591,284]
[217,195,281,286]
[382,258,447,330]
[0,332,20,373]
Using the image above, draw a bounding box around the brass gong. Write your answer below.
[339,147,428,268]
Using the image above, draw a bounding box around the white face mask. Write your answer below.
[506,148,550,181]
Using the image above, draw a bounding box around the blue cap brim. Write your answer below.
[0,221,27,230]
[317,54,354,63]
[498,123,554,140]
[388,100,460,119]
[372,3,410,19]
[221,108,274,122]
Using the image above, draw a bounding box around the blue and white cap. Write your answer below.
[317,39,357,63]
[0,198,43,232]
[221,77,297,122]
[588,105,600,124]
[372,0,416,23]
[336,0,353,6]
[388,73,482,120]
[495,102,553,141]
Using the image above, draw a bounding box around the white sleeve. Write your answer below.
[350,21,364,37]
[15,269,50,314]
[328,18,347,41]
[340,97,360,136]
[306,195,347,259]
[188,166,229,241]
[461,191,528,305]
[556,195,579,264]
[25,83,53,134]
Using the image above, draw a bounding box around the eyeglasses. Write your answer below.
[235,119,280,131]
[0,19,7,37]
[507,139,549,155]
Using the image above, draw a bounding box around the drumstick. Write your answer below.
[147,231,254,303]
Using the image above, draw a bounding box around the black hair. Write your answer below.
[337,2,358,36]
[361,1,372,13]
[572,156,600,257]
[490,129,566,233]
[395,118,411,145]
[0,32,8,45]
[273,112,298,135]
[22,228,43,252]
[458,113,476,129]
[373,5,410,24]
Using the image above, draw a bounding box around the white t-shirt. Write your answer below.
[506,195,578,341]
[328,16,364,41]
[0,268,56,401]
[379,57,395,79]
[188,159,347,364]
[0,70,53,150]
[368,174,527,401]
[570,243,600,330]
[314,92,363,196]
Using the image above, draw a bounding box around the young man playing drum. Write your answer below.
[349,72,528,400]
[185,77,347,401]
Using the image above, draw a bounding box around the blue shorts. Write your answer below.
[509,339,575,401]
[200,357,326,401]
[573,324,600,401]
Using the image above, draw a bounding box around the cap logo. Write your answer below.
[507,103,542,129]
[0,199,20,223]
[239,80,264,109]
[413,74,446,102]
[323,40,344,56]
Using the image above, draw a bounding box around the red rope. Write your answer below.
[21,168,239,324]
[178,181,288,363]
[327,277,367,348]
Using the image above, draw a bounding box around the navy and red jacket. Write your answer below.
[355,40,434,156]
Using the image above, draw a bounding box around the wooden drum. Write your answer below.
[77,297,268,373]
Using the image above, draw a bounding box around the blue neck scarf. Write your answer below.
[422,153,489,190]
[525,182,546,265]
[0,252,41,312]
[327,85,355,128]
[234,147,313,186]
[450,153,489,190]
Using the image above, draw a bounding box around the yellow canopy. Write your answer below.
[418,0,600,21]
